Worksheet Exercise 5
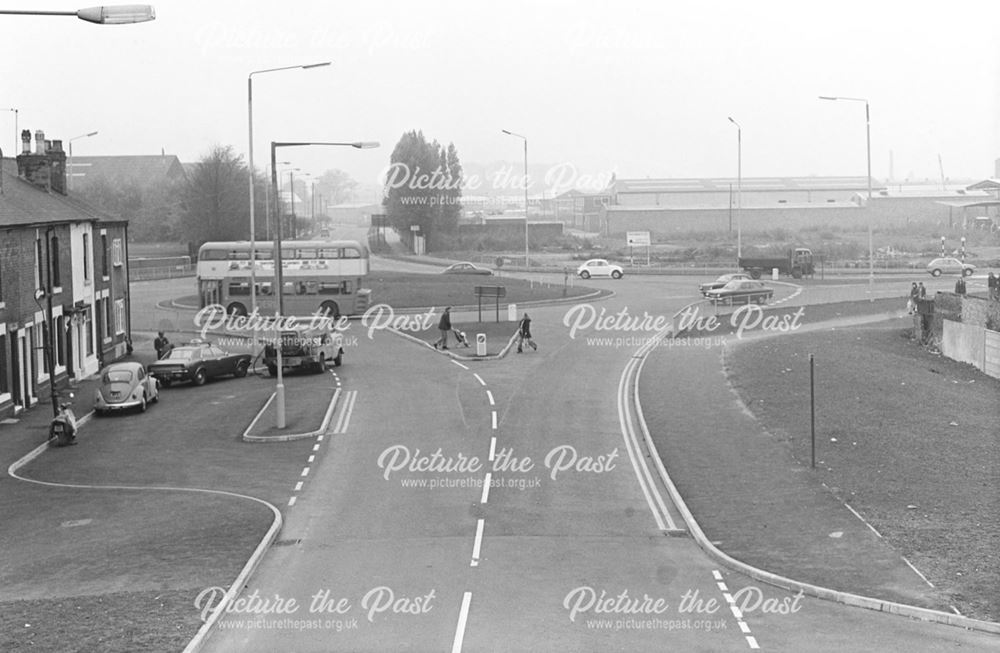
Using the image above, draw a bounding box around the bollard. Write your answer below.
[476,333,487,356]
[772,267,779,280]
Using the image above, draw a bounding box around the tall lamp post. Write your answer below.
[501,129,530,269]
[727,117,742,261]
[0,5,156,23]
[247,62,330,314]
[67,130,98,191]
[270,140,378,428]
[820,95,873,298]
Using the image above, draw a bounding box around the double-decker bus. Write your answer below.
[196,240,371,318]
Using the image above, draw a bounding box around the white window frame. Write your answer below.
[112,238,123,267]
[114,298,126,335]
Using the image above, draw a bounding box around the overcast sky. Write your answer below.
[2,0,998,196]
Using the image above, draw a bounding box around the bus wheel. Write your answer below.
[266,364,277,377]
[319,301,341,320]
[227,302,247,317]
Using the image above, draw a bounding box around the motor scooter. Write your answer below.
[48,395,78,447]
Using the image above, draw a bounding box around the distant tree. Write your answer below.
[315,169,358,207]
[180,145,251,246]
[383,131,463,250]
[80,176,184,242]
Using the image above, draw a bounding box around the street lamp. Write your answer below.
[247,62,331,314]
[501,129,530,269]
[270,140,378,429]
[819,95,873,298]
[0,5,156,24]
[727,117,742,261]
[67,130,98,191]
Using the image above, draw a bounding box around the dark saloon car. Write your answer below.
[441,262,493,275]
[699,272,753,297]
[704,279,774,305]
[148,342,252,387]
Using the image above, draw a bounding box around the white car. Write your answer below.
[926,257,975,277]
[577,258,624,279]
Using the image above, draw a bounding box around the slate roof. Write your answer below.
[67,154,186,190]
[612,176,884,194]
[0,159,120,227]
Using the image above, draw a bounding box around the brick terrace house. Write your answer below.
[0,130,132,418]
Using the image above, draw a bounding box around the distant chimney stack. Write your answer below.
[17,128,68,195]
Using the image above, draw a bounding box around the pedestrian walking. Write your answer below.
[907,282,919,314]
[516,312,537,353]
[918,282,926,299]
[433,307,452,350]
[153,331,172,360]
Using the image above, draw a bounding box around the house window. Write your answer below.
[85,307,93,356]
[35,236,44,291]
[114,299,125,335]
[50,234,61,288]
[0,333,8,396]
[83,233,91,281]
[55,315,65,367]
[112,238,123,266]
[101,234,109,278]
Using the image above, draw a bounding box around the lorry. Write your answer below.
[738,248,814,279]
[262,328,343,376]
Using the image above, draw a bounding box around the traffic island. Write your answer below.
[242,372,342,441]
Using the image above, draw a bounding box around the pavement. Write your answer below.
[1,302,997,651]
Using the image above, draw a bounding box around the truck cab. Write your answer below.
[262,328,343,376]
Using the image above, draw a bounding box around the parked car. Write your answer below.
[263,328,343,376]
[94,361,159,415]
[441,262,493,275]
[577,258,624,279]
[148,341,252,387]
[704,279,774,305]
[699,272,753,296]
[926,257,975,277]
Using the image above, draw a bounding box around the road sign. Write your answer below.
[626,231,651,247]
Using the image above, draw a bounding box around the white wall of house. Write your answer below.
[69,222,99,378]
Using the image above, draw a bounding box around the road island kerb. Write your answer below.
[241,382,342,442]
[632,312,1000,635]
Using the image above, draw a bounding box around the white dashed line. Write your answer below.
[491,411,497,430]
[288,496,297,507]
[451,592,473,653]
[301,467,310,477]
[486,390,494,406]
[488,437,496,462]
[715,570,761,650]
[312,443,320,452]
[317,434,324,442]
[452,360,469,370]
[470,519,484,567]
[480,472,491,504]
[473,373,486,386]
[902,556,936,588]
[307,455,315,463]
[844,502,884,538]
[294,481,303,492]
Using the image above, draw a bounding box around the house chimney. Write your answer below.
[16,129,67,195]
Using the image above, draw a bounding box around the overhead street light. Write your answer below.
[501,129,529,269]
[67,130,98,191]
[819,95,874,299]
[269,139,379,429]
[4,108,18,156]
[0,5,156,24]
[727,117,742,261]
[247,61,331,314]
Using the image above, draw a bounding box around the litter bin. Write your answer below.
[476,333,487,356]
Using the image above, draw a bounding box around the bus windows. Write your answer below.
[342,247,362,259]
[318,248,340,259]
[228,280,251,296]
[258,282,273,296]
[297,249,317,259]
[318,282,341,295]
[229,250,250,260]
[282,281,296,295]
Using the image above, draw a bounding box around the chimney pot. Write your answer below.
[34,130,45,155]
[21,129,31,154]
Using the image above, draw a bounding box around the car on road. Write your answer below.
[148,341,252,387]
[704,279,774,305]
[926,257,975,277]
[699,272,753,296]
[94,361,160,415]
[263,328,343,376]
[441,262,493,275]
[577,258,623,279]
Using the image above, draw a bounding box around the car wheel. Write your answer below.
[611,270,622,279]
[931,269,942,277]
[580,270,591,279]
[963,268,973,277]
[139,393,147,413]
[333,351,343,367]
[266,364,277,377]
[193,368,207,386]
[234,360,249,378]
